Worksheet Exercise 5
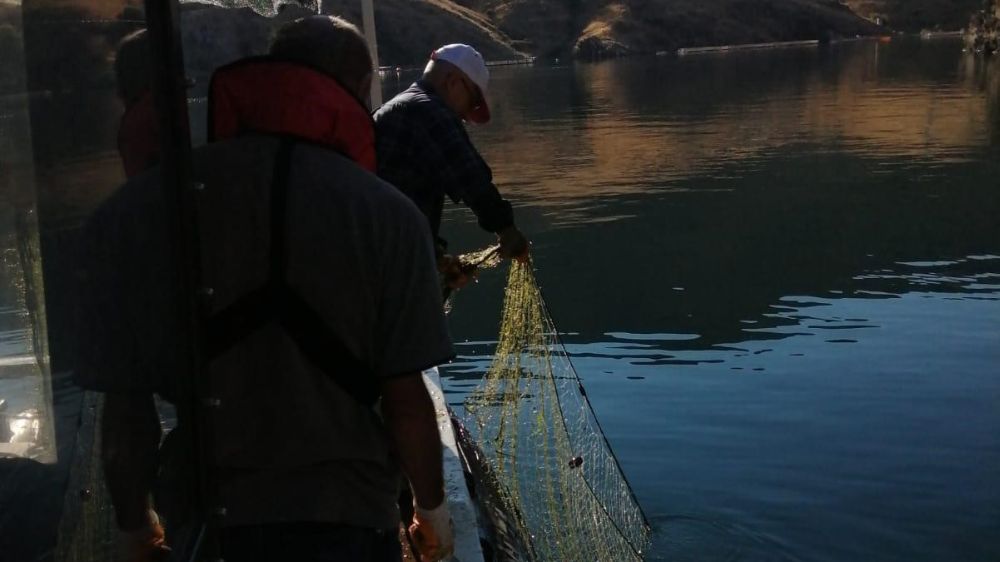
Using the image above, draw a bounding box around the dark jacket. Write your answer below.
[374,80,514,248]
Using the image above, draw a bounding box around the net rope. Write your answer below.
[464,259,651,561]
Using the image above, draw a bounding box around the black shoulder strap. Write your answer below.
[205,140,380,407]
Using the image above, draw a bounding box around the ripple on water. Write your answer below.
[646,514,803,562]
[606,331,701,342]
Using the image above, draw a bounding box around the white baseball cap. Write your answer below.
[428,43,491,123]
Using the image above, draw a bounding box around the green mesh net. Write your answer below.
[464,260,651,561]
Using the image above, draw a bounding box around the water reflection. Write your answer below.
[0,225,54,463]
[457,40,1000,209]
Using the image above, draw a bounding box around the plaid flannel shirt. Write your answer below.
[373,80,514,249]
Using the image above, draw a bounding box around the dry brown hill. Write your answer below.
[321,0,524,65]
[457,0,882,58]
[183,0,886,64]
[113,1,989,67]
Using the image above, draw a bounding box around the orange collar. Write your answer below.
[209,58,375,172]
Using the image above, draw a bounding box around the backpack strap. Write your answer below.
[205,139,380,407]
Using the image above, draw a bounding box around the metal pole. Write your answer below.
[360,0,382,108]
[142,1,218,559]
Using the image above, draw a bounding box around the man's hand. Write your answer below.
[102,394,165,561]
[381,375,449,558]
[437,254,474,290]
[409,500,455,562]
[116,509,171,562]
[497,225,529,263]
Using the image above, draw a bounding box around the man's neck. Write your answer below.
[416,79,461,119]
[416,78,440,97]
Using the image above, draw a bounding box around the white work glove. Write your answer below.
[409,499,455,562]
[116,509,171,562]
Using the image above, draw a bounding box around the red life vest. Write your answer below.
[208,57,376,172]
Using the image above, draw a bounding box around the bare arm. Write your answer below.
[101,392,162,530]
[380,374,444,509]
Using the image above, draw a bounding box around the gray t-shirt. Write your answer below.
[77,135,455,529]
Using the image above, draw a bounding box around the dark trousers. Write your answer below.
[219,522,402,562]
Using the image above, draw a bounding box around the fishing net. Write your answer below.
[458,245,504,271]
[464,260,651,561]
[54,392,117,562]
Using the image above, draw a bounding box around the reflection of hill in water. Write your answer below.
[474,41,998,205]
[445,41,1000,350]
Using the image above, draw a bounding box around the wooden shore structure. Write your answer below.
[669,33,949,58]
[920,30,964,39]
[486,57,536,67]
[378,56,535,75]
[674,39,820,56]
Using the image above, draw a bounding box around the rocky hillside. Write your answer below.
[6,0,977,77]
[320,0,523,65]
[457,0,882,58]
[183,0,884,64]
[178,1,523,81]
[111,0,984,66]
[349,0,980,62]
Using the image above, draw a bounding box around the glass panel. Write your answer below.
[1,1,146,559]
[0,1,54,465]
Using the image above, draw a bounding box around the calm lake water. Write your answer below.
[409,39,1000,561]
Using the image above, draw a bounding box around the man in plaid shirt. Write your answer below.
[374,44,529,289]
